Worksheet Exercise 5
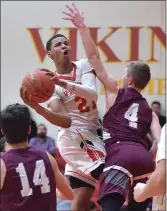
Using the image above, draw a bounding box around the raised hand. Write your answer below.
[63,3,85,28]
[44,72,61,86]
[50,75,67,88]
[50,75,62,86]
[45,70,67,88]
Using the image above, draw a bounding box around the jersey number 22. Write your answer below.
[75,97,96,113]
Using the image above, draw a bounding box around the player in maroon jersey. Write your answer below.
[62,4,161,211]
[0,103,73,211]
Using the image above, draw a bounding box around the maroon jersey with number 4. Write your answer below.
[0,146,56,211]
[103,88,152,148]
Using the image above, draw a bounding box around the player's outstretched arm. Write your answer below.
[20,88,71,128]
[149,112,161,161]
[134,124,166,202]
[134,159,166,202]
[46,152,74,200]
[62,3,118,94]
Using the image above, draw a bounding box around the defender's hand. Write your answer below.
[63,3,85,28]
[133,183,147,202]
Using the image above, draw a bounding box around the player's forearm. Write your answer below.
[35,105,71,128]
[78,25,118,93]
[56,189,67,200]
[57,177,74,200]
[78,25,99,60]
[142,165,166,198]
[78,25,106,77]
[149,140,157,161]
[60,80,97,101]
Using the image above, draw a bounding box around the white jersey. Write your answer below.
[47,59,106,186]
[48,58,99,130]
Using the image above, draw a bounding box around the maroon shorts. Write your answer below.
[98,141,154,203]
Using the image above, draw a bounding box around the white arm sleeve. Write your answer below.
[156,124,166,162]
[66,72,97,101]
[65,59,97,101]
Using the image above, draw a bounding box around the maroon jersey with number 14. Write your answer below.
[0,146,56,211]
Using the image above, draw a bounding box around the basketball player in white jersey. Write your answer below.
[21,33,106,211]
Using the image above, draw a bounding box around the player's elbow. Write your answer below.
[65,117,72,128]
[60,116,72,128]
[51,116,71,128]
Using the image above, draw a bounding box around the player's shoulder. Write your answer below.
[73,58,88,67]
[117,87,145,99]
[73,58,93,75]
[26,146,48,157]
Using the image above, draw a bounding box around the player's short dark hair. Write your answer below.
[151,101,161,107]
[0,104,31,144]
[126,61,151,90]
[46,34,68,51]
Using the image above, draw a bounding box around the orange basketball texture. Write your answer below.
[21,69,55,103]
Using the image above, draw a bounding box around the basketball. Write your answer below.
[21,69,55,103]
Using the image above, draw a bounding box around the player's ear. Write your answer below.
[128,76,134,85]
[47,51,53,59]
[28,126,31,135]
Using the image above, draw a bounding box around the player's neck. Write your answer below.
[128,85,141,93]
[6,141,29,150]
[55,61,73,74]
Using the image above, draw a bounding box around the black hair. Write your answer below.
[126,61,151,90]
[0,104,31,144]
[151,101,161,107]
[46,34,68,51]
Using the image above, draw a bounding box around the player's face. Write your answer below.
[122,68,133,88]
[48,37,71,63]
[151,104,160,115]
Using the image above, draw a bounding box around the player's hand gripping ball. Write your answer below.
[21,69,55,103]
